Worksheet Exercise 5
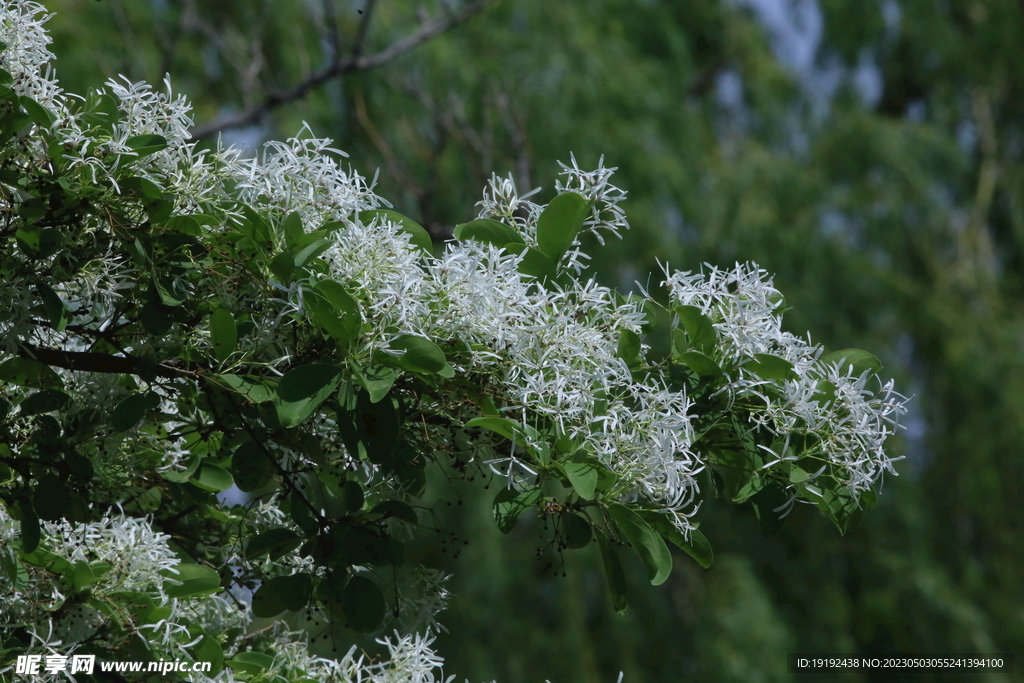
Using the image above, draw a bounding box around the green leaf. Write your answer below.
[358,209,433,252]
[313,279,361,318]
[371,500,418,525]
[19,499,40,554]
[638,511,714,569]
[119,176,164,201]
[465,416,524,443]
[163,564,221,598]
[493,486,541,533]
[354,392,400,463]
[190,463,233,492]
[387,334,447,374]
[606,502,673,585]
[239,205,273,253]
[246,528,303,561]
[33,474,70,521]
[564,513,593,549]
[209,307,238,362]
[19,97,54,126]
[504,243,558,281]
[71,561,110,591]
[675,351,722,377]
[14,226,59,259]
[820,348,883,377]
[153,272,191,306]
[36,283,69,332]
[252,577,288,618]
[140,299,172,336]
[291,491,320,536]
[674,305,717,354]
[211,374,276,403]
[557,461,598,500]
[288,231,331,268]
[227,652,274,677]
[18,389,70,416]
[269,250,295,283]
[111,391,161,431]
[453,218,526,247]
[0,358,62,390]
[306,291,357,347]
[277,573,313,611]
[283,211,305,249]
[125,133,168,157]
[274,364,343,428]
[746,353,798,381]
[537,191,589,261]
[616,329,642,367]
[731,472,766,503]
[789,466,811,484]
[597,531,629,612]
[232,442,275,493]
[680,529,714,568]
[343,575,385,632]
[192,636,224,675]
[166,215,203,236]
[342,480,364,513]
[354,365,396,403]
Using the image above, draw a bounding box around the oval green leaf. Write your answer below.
[343,575,385,633]
[505,243,557,281]
[388,334,447,374]
[537,191,589,262]
[597,531,628,612]
[125,133,168,157]
[638,510,714,569]
[246,528,303,561]
[232,442,274,493]
[746,353,798,381]
[190,463,233,493]
[18,389,70,417]
[606,502,673,585]
[557,461,598,501]
[274,364,343,428]
[163,564,221,598]
[564,514,593,549]
[674,305,717,355]
[209,307,237,362]
[453,218,525,247]
[493,486,541,534]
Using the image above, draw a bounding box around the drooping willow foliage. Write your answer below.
[0,2,907,681]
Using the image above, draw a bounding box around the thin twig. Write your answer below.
[190,0,494,138]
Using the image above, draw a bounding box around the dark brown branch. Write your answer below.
[17,343,203,380]
[190,0,494,139]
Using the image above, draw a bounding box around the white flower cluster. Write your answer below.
[0,0,59,102]
[664,263,907,495]
[0,2,907,680]
[0,506,183,657]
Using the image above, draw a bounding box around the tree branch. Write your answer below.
[17,343,203,380]
[190,0,495,139]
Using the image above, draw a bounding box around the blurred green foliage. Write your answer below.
[40,0,1024,680]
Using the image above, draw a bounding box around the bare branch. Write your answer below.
[190,0,495,139]
[351,0,378,61]
[18,343,203,380]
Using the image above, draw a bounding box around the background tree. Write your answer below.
[7,0,1024,681]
